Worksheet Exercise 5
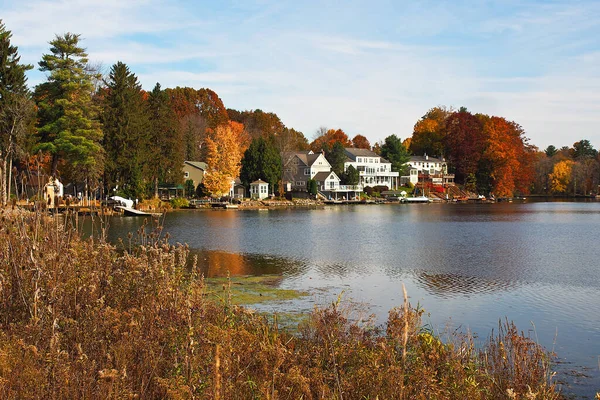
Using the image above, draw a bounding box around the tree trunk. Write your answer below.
[1,155,6,206]
[7,158,13,204]
[154,176,159,199]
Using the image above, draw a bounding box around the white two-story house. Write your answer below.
[404,154,454,185]
[343,148,400,190]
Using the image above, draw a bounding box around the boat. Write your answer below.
[401,196,431,203]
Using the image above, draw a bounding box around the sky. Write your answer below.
[1,0,599,150]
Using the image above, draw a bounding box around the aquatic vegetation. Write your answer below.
[0,207,562,399]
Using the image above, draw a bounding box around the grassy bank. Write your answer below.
[0,207,562,399]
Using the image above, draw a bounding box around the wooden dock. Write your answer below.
[114,206,157,216]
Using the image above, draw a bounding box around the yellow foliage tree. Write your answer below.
[203,121,248,196]
[549,160,574,193]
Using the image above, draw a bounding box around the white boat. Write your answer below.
[402,196,431,203]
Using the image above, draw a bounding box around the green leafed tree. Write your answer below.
[342,164,359,185]
[544,145,557,158]
[34,33,103,186]
[147,82,185,198]
[324,141,347,177]
[381,134,410,175]
[101,62,150,198]
[240,137,282,193]
[0,20,35,204]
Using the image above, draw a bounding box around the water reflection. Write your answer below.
[414,271,515,297]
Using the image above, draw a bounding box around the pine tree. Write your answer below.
[34,33,103,186]
[381,134,411,176]
[101,62,149,198]
[240,137,281,192]
[147,83,184,198]
[0,20,34,204]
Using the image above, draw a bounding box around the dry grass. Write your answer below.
[0,206,563,399]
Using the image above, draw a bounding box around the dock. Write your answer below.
[114,206,158,216]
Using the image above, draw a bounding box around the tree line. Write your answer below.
[1,22,598,203]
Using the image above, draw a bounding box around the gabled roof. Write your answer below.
[313,171,340,182]
[251,179,268,185]
[285,151,330,168]
[184,161,208,170]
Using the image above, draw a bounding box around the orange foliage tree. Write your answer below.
[351,134,371,149]
[203,121,248,196]
[309,128,351,152]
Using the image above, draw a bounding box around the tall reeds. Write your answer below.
[0,207,562,399]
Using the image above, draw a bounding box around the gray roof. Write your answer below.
[409,155,445,163]
[313,171,339,182]
[184,161,208,170]
[344,148,390,163]
[344,148,379,157]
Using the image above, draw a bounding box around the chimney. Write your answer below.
[425,153,428,160]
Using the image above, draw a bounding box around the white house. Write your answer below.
[250,179,269,200]
[404,155,454,185]
[343,148,400,190]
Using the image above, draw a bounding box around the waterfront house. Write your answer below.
[183,161,208,189]
[250,179,269,200]
[343,148,400,190]
[403,155,454,186]
[283,151,333,192]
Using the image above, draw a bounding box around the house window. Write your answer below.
[304,168,310,175]
[357,157,361,162]
[184,171,190,178]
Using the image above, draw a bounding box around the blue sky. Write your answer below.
[2,0,599,149]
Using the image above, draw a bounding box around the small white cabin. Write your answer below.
[250,179,269,200]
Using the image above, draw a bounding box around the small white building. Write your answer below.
[44,177,64,207]
[250,179,269,200]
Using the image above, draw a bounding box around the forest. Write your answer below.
[1,22,598,204]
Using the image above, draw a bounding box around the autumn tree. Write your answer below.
[240,137,281,193]
[444,110,485,185]
[147,83,184,198]
[351,134,371,149]
[310,128,351,152]
[410,106,452,157]
[34,33,103,186]
[101,62,149,198]
[0,20,35,204]
[166,87,229,160]
[380,134,410,175]
[549,160,574,194]
[203,121,247,196]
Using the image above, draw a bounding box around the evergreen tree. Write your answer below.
[342,165,359,185]
[240,137,281,193]
[101,62,149,198]
[0,20,34,204]
[34,33,103,186]
[324,141,347,177]
[147,83,184,198]
[381,135,410,175]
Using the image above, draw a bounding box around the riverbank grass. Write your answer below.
[0,207,563,399]
[205,275,309,305]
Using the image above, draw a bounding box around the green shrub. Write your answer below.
[170,197,189,209]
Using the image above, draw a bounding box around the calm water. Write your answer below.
[93,202,600,397]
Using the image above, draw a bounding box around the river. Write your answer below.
[90,201,600,398]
